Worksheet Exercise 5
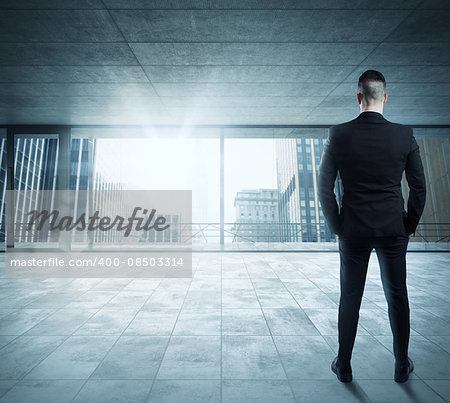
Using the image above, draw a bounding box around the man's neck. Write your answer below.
[360,106,383,115]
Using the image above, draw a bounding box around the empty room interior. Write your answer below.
[0,1,449,402]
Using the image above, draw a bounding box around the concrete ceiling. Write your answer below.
[0,0,449,126]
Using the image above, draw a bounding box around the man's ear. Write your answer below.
[356,93,362,105]
[383,93,388,104]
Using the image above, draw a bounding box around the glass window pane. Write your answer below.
[13,136,59,247]
[0,134,6,249]
[225,139,278,243]
[70,135,219,246]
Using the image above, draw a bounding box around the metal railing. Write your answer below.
[188,222,450,243]
[190,222,336,243]
[411,223,450,243]
[1,222,449,245]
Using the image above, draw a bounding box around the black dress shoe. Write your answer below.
[395,357,414,383]
[331,356,352,382]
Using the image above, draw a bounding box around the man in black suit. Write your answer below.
[318,70,426,383]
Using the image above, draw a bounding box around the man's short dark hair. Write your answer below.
[358,70,386,105]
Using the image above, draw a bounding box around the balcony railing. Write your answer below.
[189,222,450,243]
[411,223,450,243]
[1,222,449,246]
[190,222,335,243]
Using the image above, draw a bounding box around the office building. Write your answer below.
[401,137,450,242]
[0,137,126,245]
[233,188,279,242]
[276,138,338,242]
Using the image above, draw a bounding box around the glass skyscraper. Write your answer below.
[276,138,338,242]
[0,137,125,247]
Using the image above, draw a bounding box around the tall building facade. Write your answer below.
[73,138,125,245]
[276,138,338,242]
[0,137,125,246]
[233,188,279,242]
[401,137,450,242]
[0,137,181,247]
[0,139,5,240]
[1,137,59,243]
[277,136,449,243]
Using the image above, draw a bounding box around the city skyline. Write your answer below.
[1,135,448,244]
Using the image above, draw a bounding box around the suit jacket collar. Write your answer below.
[358,111,384,118]
[356,111,386,122]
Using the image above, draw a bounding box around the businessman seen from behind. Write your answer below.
[318,70,426,383]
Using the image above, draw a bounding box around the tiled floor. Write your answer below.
[0,252,448,402]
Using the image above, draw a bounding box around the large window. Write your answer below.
[71,133,220,245]
[225,138,278,243]
[0,132,5,245]
[1,128,448,249]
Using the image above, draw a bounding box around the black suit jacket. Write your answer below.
[318,112,426,238]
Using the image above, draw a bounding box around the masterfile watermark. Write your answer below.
[5,189,192,278]
[26,207,170,237]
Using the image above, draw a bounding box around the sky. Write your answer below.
[224,139,277,222]
[94,137,277,223]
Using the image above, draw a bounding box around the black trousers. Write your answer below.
[337,235,410,365]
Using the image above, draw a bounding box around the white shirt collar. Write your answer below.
[360,110,383,115]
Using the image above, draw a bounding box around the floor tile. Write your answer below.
[148,380,220,403]
[274,336,336,380]
[222,336,286,379]
[0,336,16,350]
[74,308,137,336]
[124,309,179,336]
[357,379,446,403]
[0,381,17,400]
[290,380,370,403]
[0,336,66,380]
[263,308,320,335]
[222,309,269,335]
[0,380,83,403]
[221,289,260,309]
[375,335,450,380]
[423,380,450,402]
[73,380,152,403]
[25,336,117,380]
[92,336,169,379]
[173,309,221,336]
[104,291,150,310]
[25,309,97,336]
[157,336,221,379]
[222,380,295,403]
[0,310,55,336]
[425,336,450,354]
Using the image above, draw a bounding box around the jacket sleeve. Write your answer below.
[318,132,341,234]
[404,130,426,235]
